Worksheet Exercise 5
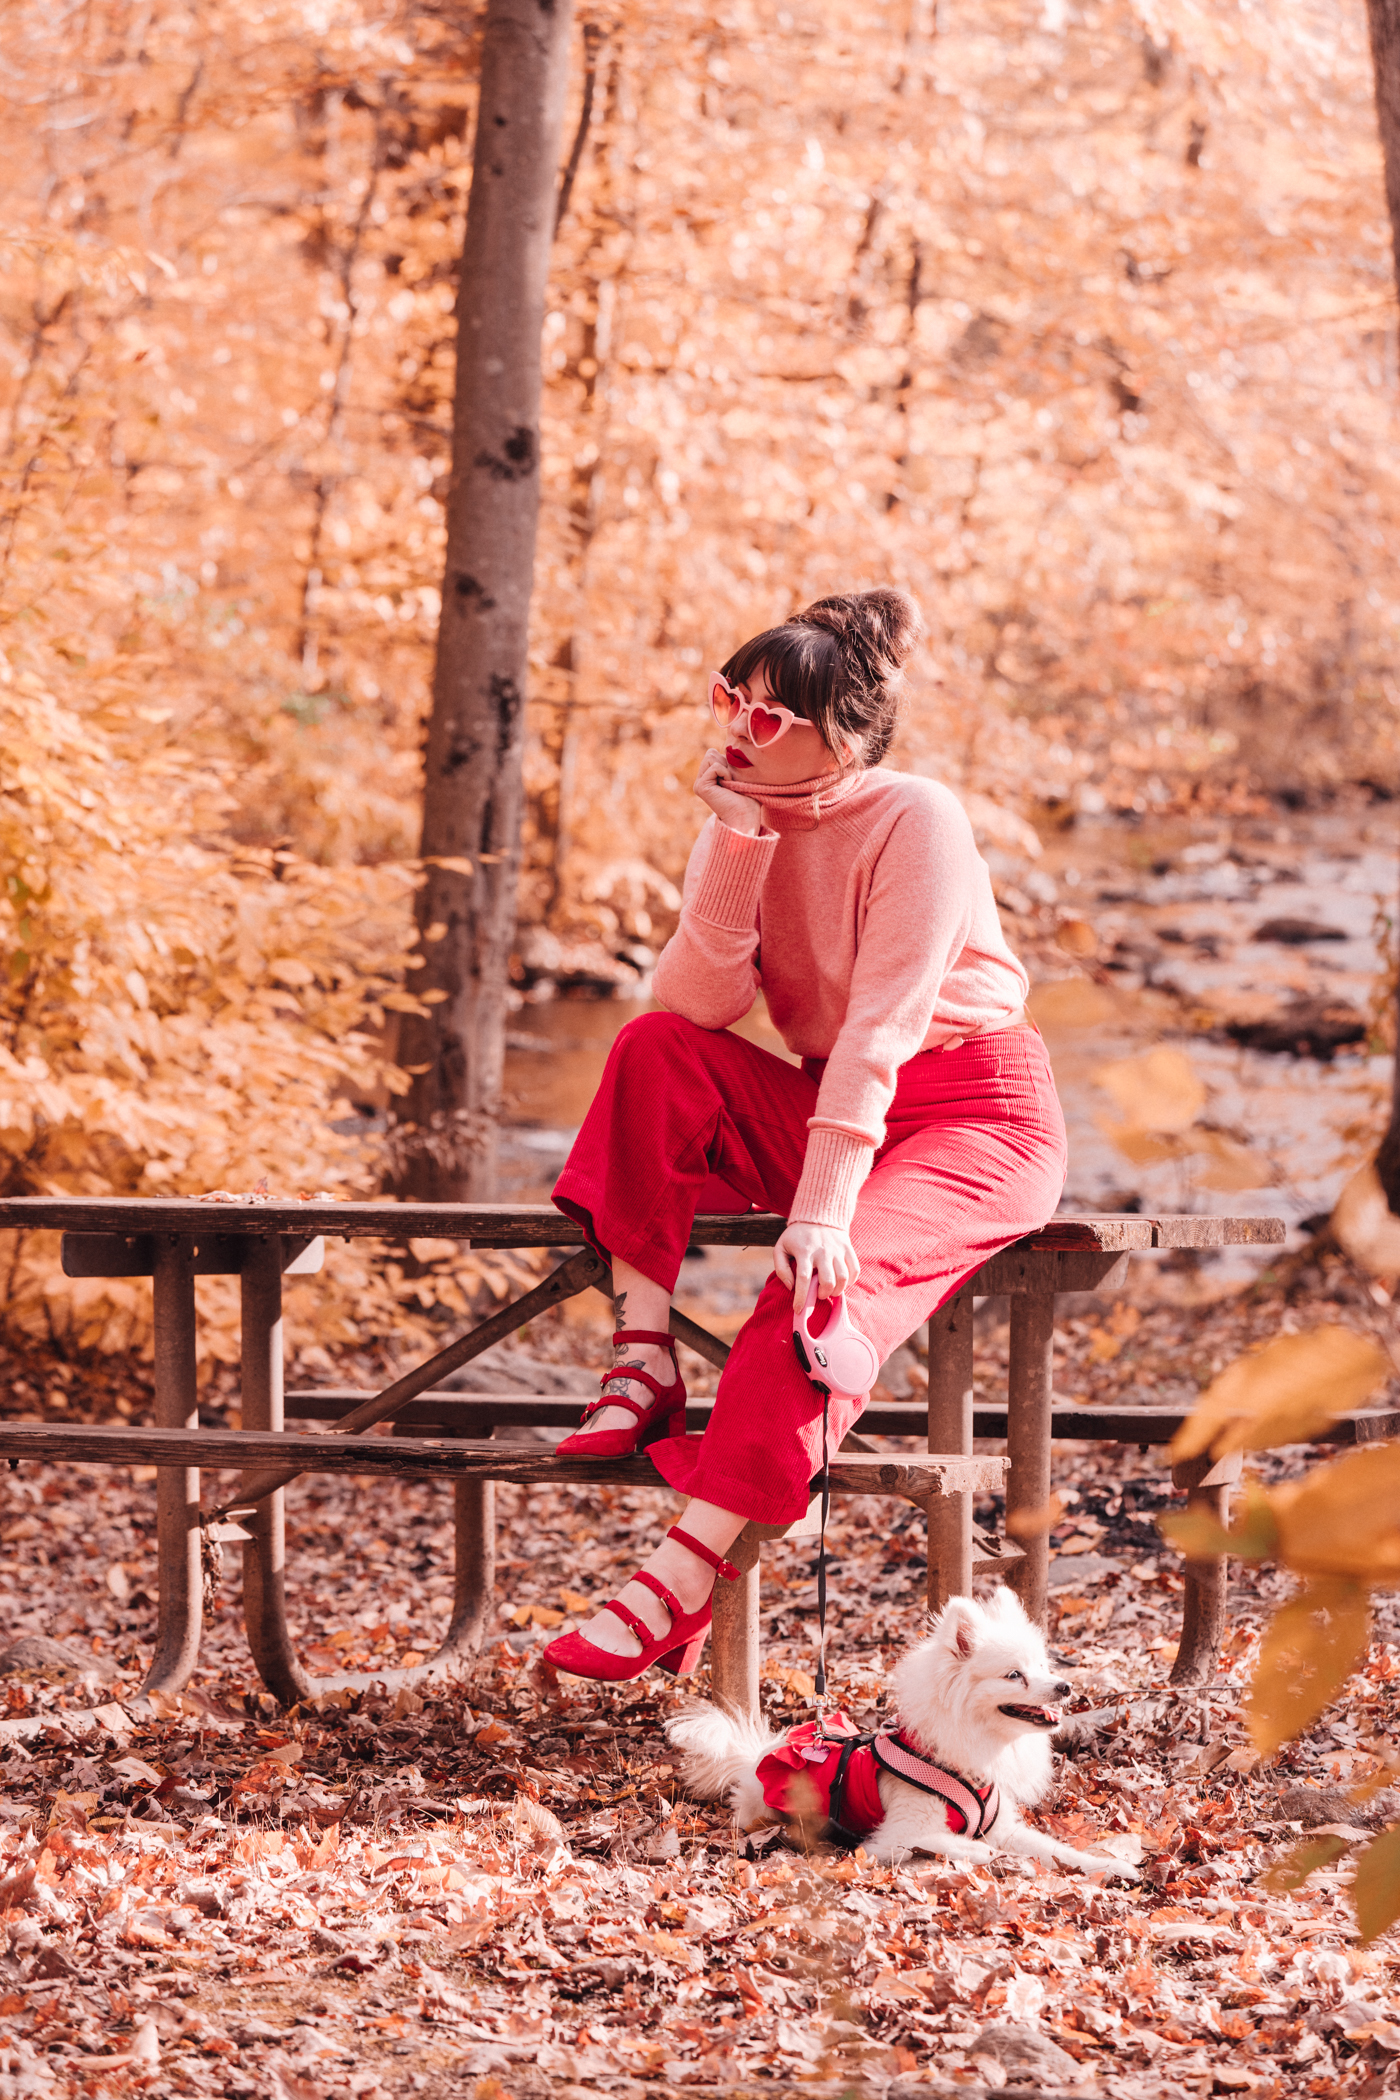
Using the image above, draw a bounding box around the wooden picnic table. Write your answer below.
[0,1197,1288,1716]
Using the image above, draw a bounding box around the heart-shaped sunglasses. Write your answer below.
[709,672,819,750]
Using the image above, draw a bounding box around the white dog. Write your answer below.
[669,1587,1134,1874]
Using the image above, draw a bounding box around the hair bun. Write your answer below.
[846,586,921,669]
[797,587,922,682]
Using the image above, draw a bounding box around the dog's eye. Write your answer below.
[1004,1669,1027,1686]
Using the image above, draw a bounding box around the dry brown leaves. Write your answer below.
[1,1402,1399,2100]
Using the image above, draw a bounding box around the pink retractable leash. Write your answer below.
[792,1277,881,1695]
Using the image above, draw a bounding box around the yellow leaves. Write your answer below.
[1087,1303,1140,1362]
[1171,1327,1389,1462]
[1055,917,1098,956]
[1006,1493,1065,1540]
[558,1589,593,1614]
[1097,1047,1204,1135]
[1331,1161,1400,1276]
[1270,1444,1400,1583]
[1093,1047,1271,1188]
[1353,1822,1400,1945]
[1025,979,1118,1031]
[1192,1128,1274,1193]
[268,957,315,987]
[1260,1833,1351,1896]
[1246,1578,1370,1755]
[1158,1480,1279,1564]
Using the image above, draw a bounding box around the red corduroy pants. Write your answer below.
[552,1011,1068,1525]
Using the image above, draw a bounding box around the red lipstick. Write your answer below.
[726,745,754,770]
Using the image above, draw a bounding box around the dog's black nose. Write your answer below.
[1052,1681,1072,1700]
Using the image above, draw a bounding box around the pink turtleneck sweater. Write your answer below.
[650,766,1031,1231]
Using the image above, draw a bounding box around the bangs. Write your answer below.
[719,624,838,728]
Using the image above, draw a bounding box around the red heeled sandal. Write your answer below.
[542,1525,739,1682]
[555,1330,686,1458]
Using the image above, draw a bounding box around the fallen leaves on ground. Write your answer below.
[1,1412,1399,2099]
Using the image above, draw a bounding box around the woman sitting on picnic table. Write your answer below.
[544,587,1066,1683]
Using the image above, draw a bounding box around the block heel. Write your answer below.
[542,1524,741,1686]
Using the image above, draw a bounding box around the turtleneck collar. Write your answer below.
[727,763,873,828]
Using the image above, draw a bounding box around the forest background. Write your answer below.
[2,0,1398,1365]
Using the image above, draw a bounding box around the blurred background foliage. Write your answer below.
[3,0,1399,1352]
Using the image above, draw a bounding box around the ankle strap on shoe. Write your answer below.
[667,1524,739,1583]
[611,1330,677,1352]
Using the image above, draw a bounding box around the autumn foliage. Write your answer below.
[3,3,1400,1312]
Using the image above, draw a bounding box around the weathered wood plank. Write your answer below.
[273,1390,1400,1447]
[0,1421,1006,1496]
[0,1196,1284,1253]
[1148,1215,1286,1248]
[61,1233,323,1278]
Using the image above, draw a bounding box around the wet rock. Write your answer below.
[1252,916,1349,944]
[1047,1554,1122,1589]
[973,2021,1093,2085]
[442,1349,593,1396]
[0,1636,115,1684]
[1225,996,1367,1060]
[1275,1784,1398,1828]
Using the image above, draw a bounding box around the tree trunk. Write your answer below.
[390,0,575,1202]
[1366,0,1400,1211]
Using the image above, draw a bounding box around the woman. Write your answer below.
[544,588,1066,1683]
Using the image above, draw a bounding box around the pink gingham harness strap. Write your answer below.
[871,1731,1000,1839]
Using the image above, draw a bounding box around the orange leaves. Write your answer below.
[1268,1445,1400,1585]
[1171,1327,1390,1463]
[1246,1579,1371,1755]
[1353,1823,1400,1946]
[1094,1048,1272,1191]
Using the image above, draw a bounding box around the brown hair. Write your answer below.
[720,587,922,767]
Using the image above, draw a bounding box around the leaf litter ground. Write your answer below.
[3,1270,1400,2099]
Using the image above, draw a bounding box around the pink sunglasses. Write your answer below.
[709,672,818,749]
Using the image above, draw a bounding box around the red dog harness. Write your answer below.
[756,1712,1000,1849]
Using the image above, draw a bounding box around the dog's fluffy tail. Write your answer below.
[666,1702,781,1804]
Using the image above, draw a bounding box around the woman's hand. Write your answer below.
[694,747,761,835]
[773,1221,861,1307]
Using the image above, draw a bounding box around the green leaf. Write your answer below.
[1353,1822,1400,1945]
[1261,1833,1349,1895]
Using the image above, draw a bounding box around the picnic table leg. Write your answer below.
[926,1285,975,1608]
[1169,1451,1242,1684]
[142,1238,202,1698]
[240,1241,313,1708]
[711,1525,761,1724]
[1007,1280,1055,1628]
[439,1478,495,1658]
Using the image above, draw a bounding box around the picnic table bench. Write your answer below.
[0,1198,1296,1717]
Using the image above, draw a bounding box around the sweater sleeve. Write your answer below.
[651,814,779,1030]
[788,793,979,1229]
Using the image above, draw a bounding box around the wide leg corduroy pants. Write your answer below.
[552,1011,1067,1526]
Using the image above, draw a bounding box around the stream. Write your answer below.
[498,801,1398,1326]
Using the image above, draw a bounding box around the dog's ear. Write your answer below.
[939,1597,981,1658]
[983,1585,1032,1630]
